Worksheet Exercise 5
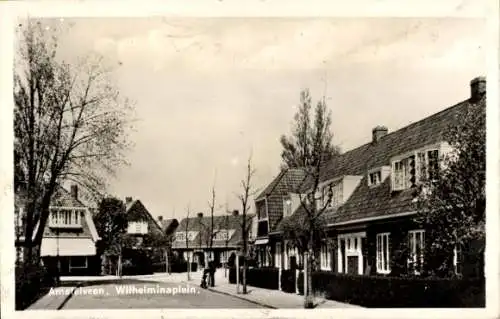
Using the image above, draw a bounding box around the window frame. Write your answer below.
[69,256,88,270]
[275,242,282,268]
[408,229,425,275]
[376,232,391,274]
[320,242,331,271]
[368,170,382,187]
[283,197,292,218]
[392,147,440,191]
[49,209,83,227]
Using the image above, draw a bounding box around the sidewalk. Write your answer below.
[28,285,80,310]
[207,280,362,309]
[142,269,361,309]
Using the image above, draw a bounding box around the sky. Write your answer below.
[37,17,486,221]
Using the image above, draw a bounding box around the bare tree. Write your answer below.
[280,95,336,308]
[223,203,231,278]
[185,205,191,281]
[206,171,221,259]
[14,20,133,265]
[279,89,340,170]
[236,151,258,294]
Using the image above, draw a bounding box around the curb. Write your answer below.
[206,287,277,309]
[56,282,83,310]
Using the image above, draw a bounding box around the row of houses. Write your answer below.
[170,210,256,268]
[14,186,178,276]
[14,76,485,279]
[250,76,486,278]
[14,183,253,275]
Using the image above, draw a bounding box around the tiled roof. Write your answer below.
[50,185,86,208]
[31,185,100,242]
[255,168,307,232]
[160,218,179,235]
[172,213,254,249]
[255,168,306,201]
[125,199,164,235]
[281,96,482,227]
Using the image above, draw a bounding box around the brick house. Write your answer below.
[123,197,169,263]
[172,211,254,268]
[265,76,485,278]
[19,185,102,276]
[253,168,307,267]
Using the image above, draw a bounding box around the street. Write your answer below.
[58,279,263,309]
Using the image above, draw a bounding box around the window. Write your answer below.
[320,182,343,209]
[393,149,440,190]
[392,155,416,190]
[369,171,382,186]
[376,233,391,274]
[257,201,267,219]
[427,150,439,180]
[69,256,88,269]
[49,209,82,227]
[454,244,463,275]
[275,242,282,268]
[320,243,331,270]
[408,230,425,274]
[214,230,234,241]
[175,231,197,242]
[283,198,292,217]
[128,221,148,234]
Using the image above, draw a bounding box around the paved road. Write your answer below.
[60,279,263,309]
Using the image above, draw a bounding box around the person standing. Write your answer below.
[208,259,216,287]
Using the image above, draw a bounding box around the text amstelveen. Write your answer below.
[49,285,198,296]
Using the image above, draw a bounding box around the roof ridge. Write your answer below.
[331,99,468,160]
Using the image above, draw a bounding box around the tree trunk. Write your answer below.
[242,257,247,294]
[187,253,191,281]
[305,229,314,308]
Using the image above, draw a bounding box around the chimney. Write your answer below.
[232,210,239,216]
[197,212,203,218]
[372,125,388,144]
[158,215,163,222]
[125,197,133,204]
[70,184,78,200]
[470,76,486,102]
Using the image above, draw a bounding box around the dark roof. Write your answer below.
[280,96,482,227]
[125,199,164,235]
[50,185,86,208]
[255,168,307,201]
[255,168,307,232]
[172,213,254,249]
[321,100,469,183]
[160,218,179,235]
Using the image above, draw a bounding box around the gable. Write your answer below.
[127,200,163,234]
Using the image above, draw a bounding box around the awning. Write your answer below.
[254,238,269,245]
[41,238,96,257]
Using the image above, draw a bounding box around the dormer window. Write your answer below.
[368,171,382,186]
[49,209,83,228]
[283,197,292,217]
[318,181,343,209]
[392,148,440,191]
[256,200,267,220]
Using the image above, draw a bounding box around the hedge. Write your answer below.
[280,269,296,293]
[228,267,279,290]
[16,264,56,310]
[168,262,198,273]
[307,271,484,307]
